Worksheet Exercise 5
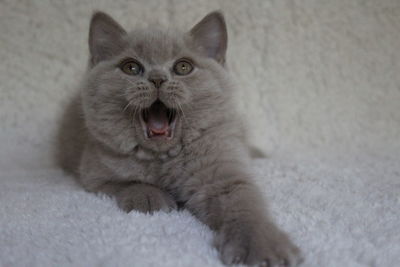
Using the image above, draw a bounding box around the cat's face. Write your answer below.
[82,11,229,153]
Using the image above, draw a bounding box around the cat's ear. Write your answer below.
[189,11,227,65]
[89,11,127,66]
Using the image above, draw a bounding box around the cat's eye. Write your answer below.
[173,59,194,76]
[120,60,143,75]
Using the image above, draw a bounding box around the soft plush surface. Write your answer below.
[1,151,399,267]
[1,0,400,266]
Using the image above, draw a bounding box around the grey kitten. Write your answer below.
[58,11,302,266]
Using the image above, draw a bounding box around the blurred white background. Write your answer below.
[1,0,399,167]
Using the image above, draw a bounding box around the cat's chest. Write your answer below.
[102,142,202,186]
[97,149,157,182]
[101,148,186,184]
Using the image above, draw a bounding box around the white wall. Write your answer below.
[1,0,399,168]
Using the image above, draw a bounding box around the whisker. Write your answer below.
[122,77,137,86]
[133,104,140,119]
[179,104,186,121]
[130,107,139,126]
[176,102,187,124]
[175,101,197,133]
[123,102,132,113]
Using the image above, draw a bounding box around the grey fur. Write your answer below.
[57,11,302,266]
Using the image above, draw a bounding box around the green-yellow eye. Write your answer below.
[173,59,194,75]
[120,60,143,75]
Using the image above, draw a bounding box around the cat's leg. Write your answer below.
[97,181,178,213]
[80,163,177,213]
[183,166,302,266]
[79,144,177,214]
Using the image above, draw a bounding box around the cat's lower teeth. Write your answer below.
[147,128,172,139]
[149,129,167,136]
[140,100,177,140]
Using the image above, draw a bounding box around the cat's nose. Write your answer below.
[148,75,167,89]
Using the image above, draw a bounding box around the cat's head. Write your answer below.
[82,11,231,154]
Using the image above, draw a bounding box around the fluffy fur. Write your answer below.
[58,11,302,266]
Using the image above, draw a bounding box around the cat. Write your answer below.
[57,10,302,266]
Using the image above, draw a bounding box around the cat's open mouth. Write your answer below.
[139,100,177,140]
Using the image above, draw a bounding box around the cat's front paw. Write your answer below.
[117,183,177,213]
[215,223,303,266]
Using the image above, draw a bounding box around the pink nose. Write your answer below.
[149,77,167,89]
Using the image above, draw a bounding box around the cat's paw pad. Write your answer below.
[215,224,303,266]
[117,184,177,214]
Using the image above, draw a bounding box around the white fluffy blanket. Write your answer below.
[1,152,399,266]
[1,0,400,266]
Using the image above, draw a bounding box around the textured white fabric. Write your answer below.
[1,152,399,267]
[1,0,400,266]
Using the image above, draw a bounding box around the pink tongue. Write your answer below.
[147,102,169,134]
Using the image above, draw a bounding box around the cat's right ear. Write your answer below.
[89,11,127,66]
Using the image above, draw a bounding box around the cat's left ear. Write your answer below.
[188,11,227,65]
[89,11,127,66]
